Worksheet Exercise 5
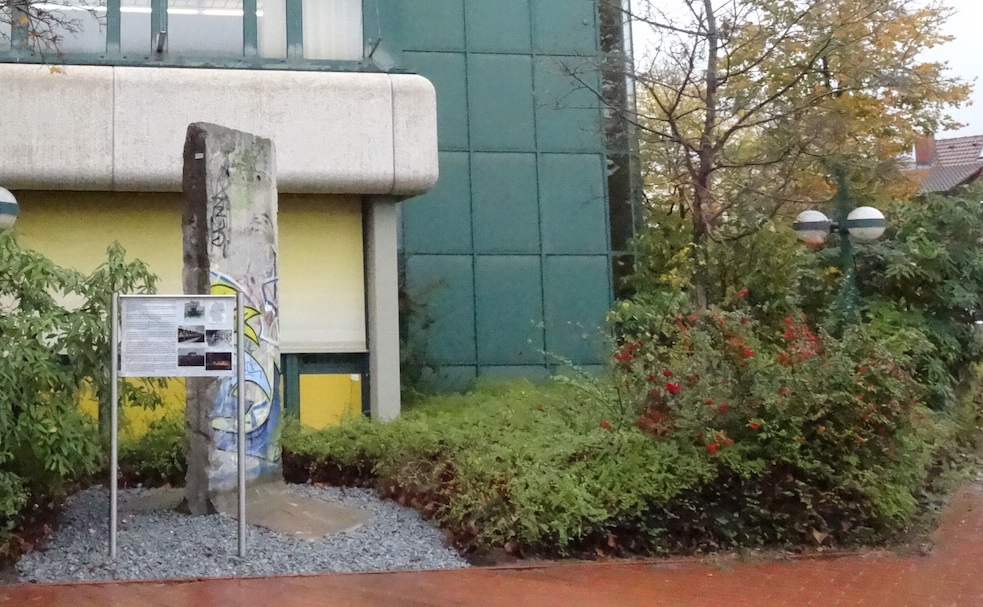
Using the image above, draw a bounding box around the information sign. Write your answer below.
[119,296,236,378]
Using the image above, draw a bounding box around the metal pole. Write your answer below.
[236,291,246,558]
[109,293,119,560]
[832,167,861,329]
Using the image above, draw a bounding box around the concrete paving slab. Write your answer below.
[121,483,371,540]
[211,482,370,539]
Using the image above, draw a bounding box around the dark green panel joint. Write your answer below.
[243,0,258,57]
[286,0,303,58]
[9,2,29,55]
[106,0,121,54]
[151,0,167,54]
[282,354,301,417]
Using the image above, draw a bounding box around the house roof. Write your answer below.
[918,164,983,194]
[916,135,983,194]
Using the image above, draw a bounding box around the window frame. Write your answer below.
[1,0,379,72]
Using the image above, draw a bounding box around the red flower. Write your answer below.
[662,369,673,377]
[742,347,754,357]
[718,403,729,414]
[747,422,762,430]
[784,316,794,324]
[647,374,656,382]
[600,421,611,429]
[705,399,714,406]
[737,287,749,298]
[723,438,734,446]
[706,443,720,455]
[665,382,681,395]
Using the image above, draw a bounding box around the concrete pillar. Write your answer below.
[182,122,281,514]
[364,197,401,421]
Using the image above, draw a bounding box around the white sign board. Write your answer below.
[119,295,236,378]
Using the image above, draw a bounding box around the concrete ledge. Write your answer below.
[0,64,438,197]
[0,65,114,190]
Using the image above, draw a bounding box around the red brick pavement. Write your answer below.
[3,483,982,607]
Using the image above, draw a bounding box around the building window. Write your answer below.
[1,0,363,63]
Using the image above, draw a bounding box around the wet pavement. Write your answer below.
[4,483,983,606]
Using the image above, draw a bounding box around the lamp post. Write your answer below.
[792,169,886,328]
[0,187,18,230]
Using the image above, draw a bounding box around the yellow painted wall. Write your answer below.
[15,191,366,434]
[299,374,363,429]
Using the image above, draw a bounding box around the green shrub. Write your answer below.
[284,381,716,557]
[118,416,187,487]
[0,233,158,548]
[609,307,940,547]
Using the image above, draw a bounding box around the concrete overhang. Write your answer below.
[0,64,438,197]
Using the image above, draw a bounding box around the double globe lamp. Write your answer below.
[792,206,887,245]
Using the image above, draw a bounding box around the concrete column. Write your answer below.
[364,197,401,421]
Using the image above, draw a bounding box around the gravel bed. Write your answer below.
[16,485,468,583]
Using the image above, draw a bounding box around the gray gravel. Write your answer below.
[16,485,468,583]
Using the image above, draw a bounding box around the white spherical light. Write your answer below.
[846,206,886,243]
[0,187,18,230]
[793,210,831,245]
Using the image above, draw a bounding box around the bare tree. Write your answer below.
[2,1,105,55]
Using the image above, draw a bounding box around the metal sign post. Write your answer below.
[109,293,247,560]
[110,293,119,560]
[236,290,246,557]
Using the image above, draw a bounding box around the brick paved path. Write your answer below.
[3,483,982,606]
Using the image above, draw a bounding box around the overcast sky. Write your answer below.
[926,0,982,137]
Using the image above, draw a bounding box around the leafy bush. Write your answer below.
[854,188,983,409]
[118,416,187,487]
[283,382,716,557]
[0,233,157,549]
[610,307,939,548]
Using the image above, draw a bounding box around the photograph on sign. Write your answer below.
[120,296,237,378]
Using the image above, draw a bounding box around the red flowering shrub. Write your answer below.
[608,307,936,549]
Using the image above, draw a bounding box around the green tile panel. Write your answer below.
[405,255,477,365]
[531,0,599,55]
[464,0,531,53]
[534,55,604,153]
[402,152,472,254]
[472,153,540,254]
[480,365,550,381]
[392,0,465,51]
[404,52,470,150]
[475,255,545,365]
[429,366,479,391]
[538,153,608,254]
[467,54,536,152]
[544,255,610,364]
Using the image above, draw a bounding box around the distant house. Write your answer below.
[912,134,983,194]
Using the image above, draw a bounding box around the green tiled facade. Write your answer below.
[381,0,615,385]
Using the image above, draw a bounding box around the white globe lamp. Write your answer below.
[845,206,887,242]
[0,187,18,230]
[793,210,832,245]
